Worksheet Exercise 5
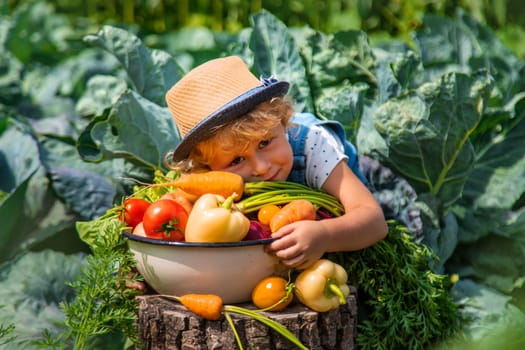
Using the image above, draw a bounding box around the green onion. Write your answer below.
[224,305,308,350]
[238,181,344,217]
[224,311,244,350]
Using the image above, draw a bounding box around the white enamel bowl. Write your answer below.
[123,232,287,304]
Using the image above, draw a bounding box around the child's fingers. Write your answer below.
[125,280,147,292]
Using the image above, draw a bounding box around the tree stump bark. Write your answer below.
[135,285,357,350]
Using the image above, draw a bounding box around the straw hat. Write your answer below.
[165,56,290,162]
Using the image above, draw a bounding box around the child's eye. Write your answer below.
[229,156,245,166]
[258,139,271,149]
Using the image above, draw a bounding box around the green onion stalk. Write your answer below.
[224,305,308,350]
[238,181,344,217]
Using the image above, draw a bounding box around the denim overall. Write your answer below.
[286,112,367,186]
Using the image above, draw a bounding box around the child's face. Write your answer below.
[206,123,293,182]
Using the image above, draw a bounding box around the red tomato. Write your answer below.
[121,198,150,228]
[142,199,188,241]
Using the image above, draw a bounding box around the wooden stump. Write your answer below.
[135,286,357,350]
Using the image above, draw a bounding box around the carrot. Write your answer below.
[151,171,244,200]
[269,199,316,232]
[179,293,223,320]
[171,188,199,203]
[161,293,224,320]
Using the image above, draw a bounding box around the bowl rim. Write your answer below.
[122,231,277,247]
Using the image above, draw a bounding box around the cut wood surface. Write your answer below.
[136,286,357,350]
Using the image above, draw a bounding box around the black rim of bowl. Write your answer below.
[122,231,277,247]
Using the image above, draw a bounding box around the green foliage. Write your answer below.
[330,222,460,349]
[0,307,16,347]
[359,155,423,237]
[1,1,525,349]
[58,240,141,349]
[436,279,525,350]
[83,25,185,107]
[45,218,142,350]
[5,0,525,61]
[448,207,525,295]
[0,250,86,349]
[372,71,494,208]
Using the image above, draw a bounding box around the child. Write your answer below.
[164,56,388,269]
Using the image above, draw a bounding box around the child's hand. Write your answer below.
[265,221,327,269]
[120,268,148,293]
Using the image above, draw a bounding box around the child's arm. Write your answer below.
[266,161,388,269]
[320,160,388,249]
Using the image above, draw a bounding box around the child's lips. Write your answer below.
[265,170,284,181]
[263,172,279,181]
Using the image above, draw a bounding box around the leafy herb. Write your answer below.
[329,221,461,349]
[47,219,142,350]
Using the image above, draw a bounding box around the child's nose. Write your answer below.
[251,155,270,176]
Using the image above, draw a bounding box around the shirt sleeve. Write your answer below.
[303,123,348,189]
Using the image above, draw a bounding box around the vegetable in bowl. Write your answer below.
[123,232,286,304]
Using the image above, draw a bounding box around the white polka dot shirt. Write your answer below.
[303,123,348,189]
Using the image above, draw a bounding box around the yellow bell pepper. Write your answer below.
[184,193,250,243]
[294,259,350,312]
